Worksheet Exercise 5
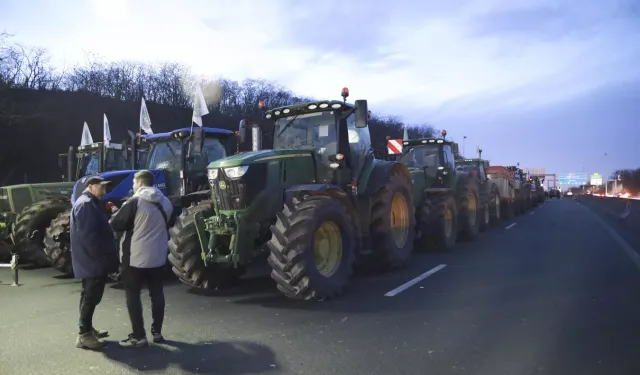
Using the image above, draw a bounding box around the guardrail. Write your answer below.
[576,195,637,229]
[0,254,20,286]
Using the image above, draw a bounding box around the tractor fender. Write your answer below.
[283,184,358,230]
[363,161,412,196]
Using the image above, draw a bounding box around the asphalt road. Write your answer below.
[1,198,640,375]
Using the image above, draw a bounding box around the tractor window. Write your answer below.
[273,111,336,152]
[399,145,439,169]
[77,152,99,178]
[202,138,227,163]
[104,148,127,171]
[443,145,455,169]
[345,113,371,177]
[148,140,182,171]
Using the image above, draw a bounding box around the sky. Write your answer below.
[1,0,639,182]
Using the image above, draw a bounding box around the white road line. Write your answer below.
[590,212,640,271]
[505,223,517,229]
[384,264,447,297]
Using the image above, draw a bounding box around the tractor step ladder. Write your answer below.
[0,254,20,286]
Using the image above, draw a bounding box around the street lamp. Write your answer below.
[463,136,467,157]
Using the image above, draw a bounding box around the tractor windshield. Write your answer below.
[147,140,182,171]
[398,145,440,169]
[76,152,100,178]
[273,111,337,153]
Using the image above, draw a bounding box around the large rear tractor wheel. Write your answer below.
[268,195,355,301]
[478,185,491,232]
[13,199,70,267]
[418,194,457,252]
[168,201,244,290]
[456,178,481,240]
[489,185,501,225]
[43,210,73,275]
[370,173,415,269]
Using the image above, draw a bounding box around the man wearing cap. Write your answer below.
[71,176,118,350]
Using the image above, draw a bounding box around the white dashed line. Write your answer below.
[505,223,517,229]
[384,264,447,297]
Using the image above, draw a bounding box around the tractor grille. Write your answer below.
[212,163,267,211]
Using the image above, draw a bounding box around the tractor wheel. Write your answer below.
[456,177,480,240]
[418,194,457,252]
[43,210,74,276]
[489,185,501,225]
[370,173,415,269]
[478,185,491,232]
[268,195,355,301]
[13,199,70,267]
[168,200,244,290]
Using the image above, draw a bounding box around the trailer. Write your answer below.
[486,166,517,219]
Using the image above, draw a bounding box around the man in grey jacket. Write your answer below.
[110,170,173,348]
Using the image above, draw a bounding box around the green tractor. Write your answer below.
[0,133,129,265]
[529,176,545,204]
[505,166,530,214]
[393,131,481,251]
[168,88,416,300]
[454,153,501,231]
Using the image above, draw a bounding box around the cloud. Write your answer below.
[1,0,638,125]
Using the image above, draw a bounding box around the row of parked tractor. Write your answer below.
[0,88,548,301]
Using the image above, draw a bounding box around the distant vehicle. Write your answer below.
[548,189,561,199]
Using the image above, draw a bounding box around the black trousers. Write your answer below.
[79,277,107,335]
[122,265,165,339]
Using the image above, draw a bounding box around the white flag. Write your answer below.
[140,97,153,134]
[81,122,94,146]
[103,114,112,147]
[191,84,209,127]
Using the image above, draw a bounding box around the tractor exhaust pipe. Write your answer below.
[251,125,262,152]
[67,146,74,182]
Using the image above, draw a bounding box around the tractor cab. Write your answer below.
[456,158,490,185]
[264,88,371,189]
[397,135,457,187]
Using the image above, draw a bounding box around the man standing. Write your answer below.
[110,170,173,348]
[71,176,118,350]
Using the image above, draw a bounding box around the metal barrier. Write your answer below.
[0,254,20,286]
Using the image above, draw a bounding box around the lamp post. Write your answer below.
[463,136,467,157]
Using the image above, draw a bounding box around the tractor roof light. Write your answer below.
[441,129,447,137]
[319,103,329,109]
[331,103,342,109]
[258,101,266,110]
[308,104,318,110]
[341,87,349,100]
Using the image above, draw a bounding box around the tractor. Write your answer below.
[505,166,530,215]
[392,131,481,252]
[454,153,501,231]
[520,171,538,209]
[168,88,416,301]
[0,129,130,265]
[485,166,517,220]
[528,176,545,204]
[43,126,238,276]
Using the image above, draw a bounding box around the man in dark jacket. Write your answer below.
[110,170,173,348]
[71,176,118,350]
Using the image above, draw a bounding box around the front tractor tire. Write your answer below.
[418,194,457,252]
[168,200,244,290]
[13,199,70,267]
[370,173,416,269]
[268,195,356,301]
[43,210,73,275]
[456,178,481,241]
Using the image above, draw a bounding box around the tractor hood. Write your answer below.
[209,149,313,168]
[71,169,168,204]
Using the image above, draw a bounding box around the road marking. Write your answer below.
[505,223,517,229]
[590,212,640,271]
[384,264,447,297]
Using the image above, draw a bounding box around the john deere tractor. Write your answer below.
[44,126,237,276]
[454,155,500,231]
[393,132,481,252]
[168,88,416,301]
[0,134,130,265]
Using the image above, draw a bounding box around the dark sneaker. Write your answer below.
[119,334,148,348]
[152,332,164,343]
[76,332,106,350]
[93,328,109,338]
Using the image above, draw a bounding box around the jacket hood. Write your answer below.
[134,186,164,203]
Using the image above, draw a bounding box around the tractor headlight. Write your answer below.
[224,166,249,179]
[207,168,219,181]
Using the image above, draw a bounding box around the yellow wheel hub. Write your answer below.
[313,221,343,277]
[467,193,477,226]
[444,205,453,238]
[390,192,410,248]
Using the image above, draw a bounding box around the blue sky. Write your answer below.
[1,0,639,181]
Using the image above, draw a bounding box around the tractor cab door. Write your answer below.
[343,112,373,186]
[441,145,456,189]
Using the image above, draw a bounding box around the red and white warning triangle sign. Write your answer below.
[387,139,403,154]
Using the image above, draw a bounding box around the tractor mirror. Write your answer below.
[121,139,129,161]
[451,143,459,154]
[354,100,368,128]
[238,119,247,143]
[58,153,65,170]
